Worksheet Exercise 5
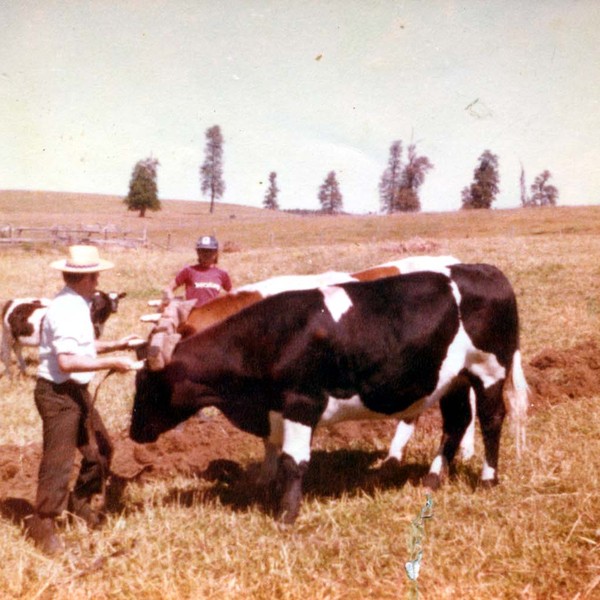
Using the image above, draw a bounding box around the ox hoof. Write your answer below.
[479,478,499,489]
[421,473,442,491]
[376,456,402,470]
[276,508,299,526]
[373,457,403,480]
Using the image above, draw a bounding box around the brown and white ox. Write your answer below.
[1,291,126,377]
[132,264,528,523]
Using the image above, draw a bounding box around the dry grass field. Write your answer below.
[0,191,599,599]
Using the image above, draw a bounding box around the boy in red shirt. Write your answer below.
[164,235,232,307]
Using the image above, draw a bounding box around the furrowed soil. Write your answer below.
[1,337,598,515]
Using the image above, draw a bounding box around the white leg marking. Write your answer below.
[481,461,496,482]
[319,285,353,322]
[428,454,446,476]
[387,420,415,462]
[282,420,312,465]
[459,389,476,461]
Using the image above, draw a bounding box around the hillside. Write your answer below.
[1,189,599,252]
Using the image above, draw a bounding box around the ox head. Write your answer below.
[91,291,126,337]
[129,361,209,443]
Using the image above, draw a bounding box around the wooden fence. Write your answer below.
[0,224,148,248]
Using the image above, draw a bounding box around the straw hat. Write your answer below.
[50,245,114,273]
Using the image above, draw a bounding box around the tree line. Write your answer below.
[123,127,558,216]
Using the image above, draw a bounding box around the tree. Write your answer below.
[529,170,558,207]
[379,141,403,213]
[263,172,279,210]
[519,163,530,207]
[379,140,433,213]
[123,157,160,217]
[397,143,433,212]
[318,171,343,214]
[461,150,500,209]
[200,125,225,214]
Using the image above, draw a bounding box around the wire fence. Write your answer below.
[0,224,148,248]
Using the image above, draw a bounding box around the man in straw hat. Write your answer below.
[25,245,141,555]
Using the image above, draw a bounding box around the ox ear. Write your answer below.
[118,292,127,299]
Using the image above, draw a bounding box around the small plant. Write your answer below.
[405,493,434,600]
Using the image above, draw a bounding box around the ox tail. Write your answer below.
[503,349,529,458]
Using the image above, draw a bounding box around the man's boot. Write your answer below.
[25,514,64,556]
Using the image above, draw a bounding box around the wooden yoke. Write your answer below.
[144,299,196,370]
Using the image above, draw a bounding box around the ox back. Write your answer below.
[131,265,527,523]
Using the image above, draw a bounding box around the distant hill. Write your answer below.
[2,189,599,252]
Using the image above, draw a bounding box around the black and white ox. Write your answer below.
[162,255,476,464]
[131,265,528,523]
[1,291,126,377]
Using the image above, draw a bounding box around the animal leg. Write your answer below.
[385,419,416,463]
[14,342,28,375]
[458,388,476,461]
[1,330,14,378]
[275,418,312,524]
[257,411,284,486]
[423,379,473,490]
[475,379,506,486]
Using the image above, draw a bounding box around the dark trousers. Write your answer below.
[34,378,113,519]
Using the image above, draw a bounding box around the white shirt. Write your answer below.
[38,286,96,385]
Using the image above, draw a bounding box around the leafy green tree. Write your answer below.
[379,140,432,213]
[379,141,403,213]
[123,157,160,217]
[318,171,343,214]
[200,125,225,214]
[529,170,558,206]
[461,150,500,209]
[263,172,279,210]
[397,144,433,212]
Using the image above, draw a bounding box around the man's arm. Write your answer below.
[57,353,136,374]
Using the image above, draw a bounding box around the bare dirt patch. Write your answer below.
[1,338,598,514]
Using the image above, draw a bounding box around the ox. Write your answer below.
[1,290,126,377]
[131,265,528,523]
[159,255,475,464]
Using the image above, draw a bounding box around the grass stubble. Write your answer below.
[0,194,599,598]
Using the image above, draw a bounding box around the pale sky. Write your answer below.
[2,1,599,214]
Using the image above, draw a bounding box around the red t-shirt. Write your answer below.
[174,265,232,307]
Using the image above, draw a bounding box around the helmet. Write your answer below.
[195,235,219,251]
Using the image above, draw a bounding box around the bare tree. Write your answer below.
[318,171,343,214]
[200,125,225,214]
[519,163,530,207]
[263,172,279,210]
[461,150,500,209]
[123,157,161,217]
